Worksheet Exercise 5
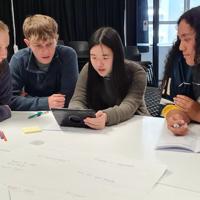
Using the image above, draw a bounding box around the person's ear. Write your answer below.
[24,39,30,47]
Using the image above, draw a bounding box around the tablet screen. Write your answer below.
[51,108,96,128]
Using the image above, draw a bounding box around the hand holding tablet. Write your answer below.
[51,108,96,128]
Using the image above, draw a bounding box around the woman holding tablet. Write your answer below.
[69,27,149,129]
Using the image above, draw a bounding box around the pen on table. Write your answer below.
[28,111,48,119]
[172,123,180,128]
[0,130,8,142]
[173,122,188,129]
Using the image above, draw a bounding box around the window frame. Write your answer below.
[148,0,199,45]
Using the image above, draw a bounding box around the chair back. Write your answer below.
[67,41,89,71]
[124,46,141,61]
[67,41,89,58]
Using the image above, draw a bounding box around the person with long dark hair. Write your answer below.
[161,6,200,135]
[69,27,149,129]
[0,20,11,122]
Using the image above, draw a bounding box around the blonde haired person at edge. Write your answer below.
[0,20,11,122]
[161,6,200,136]
[69,27,149,129]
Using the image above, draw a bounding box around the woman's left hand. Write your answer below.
[84,110,107,129]
[174,95,200,122]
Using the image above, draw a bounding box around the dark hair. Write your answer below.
[162,6,200,88]
[161,40,181,88]
[87,27,132,110]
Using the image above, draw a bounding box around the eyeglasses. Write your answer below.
[178,82,191,87]
[178,82,200,87]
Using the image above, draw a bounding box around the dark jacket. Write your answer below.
[9,45,79,111]
[161,54,200,105]
[0,60,11,122]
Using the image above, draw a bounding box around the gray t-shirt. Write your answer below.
[36,61,50,72]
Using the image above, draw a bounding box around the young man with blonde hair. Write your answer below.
[9,14,78,110]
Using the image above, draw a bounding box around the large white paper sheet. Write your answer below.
[0,185,10,200]
[0,147,166,200]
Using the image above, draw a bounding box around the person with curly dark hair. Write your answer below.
[0,20,11,122]
[161,6,200,136]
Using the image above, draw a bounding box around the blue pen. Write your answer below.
[28,111,48,119]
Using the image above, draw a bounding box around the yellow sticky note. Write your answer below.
[22,126,42,134]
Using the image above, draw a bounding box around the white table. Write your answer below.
[0,111,200,200]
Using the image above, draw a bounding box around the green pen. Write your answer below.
[28,111,47,119]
